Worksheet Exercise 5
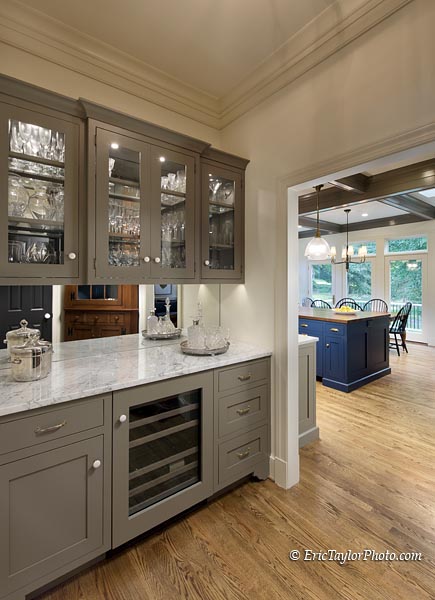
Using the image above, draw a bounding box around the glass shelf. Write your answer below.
[8,150,65,168]
[9,216,64,231]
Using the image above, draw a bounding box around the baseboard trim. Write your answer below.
[299,427,320,448]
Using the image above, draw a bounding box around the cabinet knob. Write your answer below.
[92,459,102,469]
[68,252,77,260]
[154,257,161,264]
[114,315,119,321]
[326,343,330,348]
[119,414,127,423]
[44,312,51,320]
[204,259,210,266]
[144,256,150,263]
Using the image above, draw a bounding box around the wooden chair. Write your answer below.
[335,298,363,311]
[389,302,412,355]
[363,298,388,313]
[311,299,332,309]
[301,297,313,307]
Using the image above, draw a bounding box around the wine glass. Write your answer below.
[9,122,23,153]
[19,122,32,145]
[29,126,40,157]
[56,132,65,162]
[39,128,51,158]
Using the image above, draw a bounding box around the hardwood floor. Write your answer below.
[37,344,435,600]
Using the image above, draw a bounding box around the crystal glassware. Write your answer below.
[9,122,23,153]
[28,190,49,220]
[39,128,51,158]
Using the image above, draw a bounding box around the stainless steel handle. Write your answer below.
[68,252,77,260]
[236,406,251,416]
[204,259,210,266]
[301,324,308,328]
[330,327,339,332]
[144,256,150,263]
[92,459,102,469]
[154,257,161,264]
[238,374,252,382]
[326,343,330,348]
[119,414,127,423]
[35,420,66,435]
[237,447,251,459]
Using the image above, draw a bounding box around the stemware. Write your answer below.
[19,122,32,144]
[29,127,40,157]
[56,132,65,162]
[9,122,23,153]
[28,190,49,220]
[167,173,176,190]
[109,158,115,176]
[209,179,222,202]
[8,177,29,217]
[39,128,51,158]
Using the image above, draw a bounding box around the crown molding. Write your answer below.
[0,0,413,130]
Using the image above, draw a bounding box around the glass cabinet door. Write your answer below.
[201,165,243,279]
[150,147,195,279]
[0,105,79,278]
[95,129,150,279]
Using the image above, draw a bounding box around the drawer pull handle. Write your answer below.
[238,374,252,382]
[330,327,339,332]
[236,447,251,459]
[236,406,251,415]
[34,420,66,435]
[301,324,308,328]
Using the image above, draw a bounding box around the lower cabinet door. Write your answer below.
[323,335,346,382]
[112,373,213,548]
[0,436,104,598]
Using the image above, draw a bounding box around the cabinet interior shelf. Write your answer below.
[209,244,234,249]
[9,168,64,185]
[130,402,198,429]
[129,446,197,481]
[161,188,186,198]
[109,193,140,202]
[129,418,198,448]
[109,232,139,240]
[161,240,185,247]
[9,216,64,231]
[9,150,64,169]
[129,475,198,515]
[109,176,139,187]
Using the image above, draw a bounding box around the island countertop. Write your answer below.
[0,334,272,418]
[299,307,390,323]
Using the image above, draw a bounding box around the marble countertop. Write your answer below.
[298,334,318,346]
[0,334,272,418]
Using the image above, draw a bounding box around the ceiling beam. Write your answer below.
[329,173,370,193]
[298,216,342,233]
[380,194,435,220]
[299,158,435,214]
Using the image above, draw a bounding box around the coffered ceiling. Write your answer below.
[0,0,412,128]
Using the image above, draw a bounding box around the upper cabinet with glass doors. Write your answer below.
[0,84,82,283]
[201,149,249,282]
[89,118,198,283]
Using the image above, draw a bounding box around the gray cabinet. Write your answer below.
[0,84,84,284]
[214,358,271,490]
[112,372,214,548]
[0,395,111,600]
[298,343,319,448]
[201,149,248,283]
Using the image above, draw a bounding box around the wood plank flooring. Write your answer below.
[37,344,435,600]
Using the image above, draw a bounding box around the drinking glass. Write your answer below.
[167,173,176,190]
[56,132,65,162]
[29,127,40,157]
[28,190,49,220]
[18,122,32,144]
[109,158,115,176]
[39,128,51,158]
[9,122,23,153]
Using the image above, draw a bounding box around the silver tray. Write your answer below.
[142,329,182,340]
[180,340,230,356]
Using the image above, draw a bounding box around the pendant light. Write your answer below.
[304,184,331,260]
[330,209,367,270]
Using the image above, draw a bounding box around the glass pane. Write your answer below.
[208,173,235,270]
[105,285,118,300]
[387,237,427,253]
[352,241,376,256]
[8,120,65,265]
[92,285,104,300]
[128,390,201,516]
[389,259,422,332]
[160,159,187,269]
[311,263,333,305]
[77,285,91,300]
[347,262,372,304]
[108,145,140,267]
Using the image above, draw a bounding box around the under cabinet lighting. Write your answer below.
[159,156,166,162]
[110,142,119,149]
[362,213,369,217]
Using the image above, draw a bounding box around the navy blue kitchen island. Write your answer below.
[299,307,391,393]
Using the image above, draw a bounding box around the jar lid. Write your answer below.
[5,319,40,341]
[11,336,51,357]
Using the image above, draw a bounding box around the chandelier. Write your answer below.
[330,209,367,270]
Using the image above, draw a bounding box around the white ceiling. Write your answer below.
[308,200,408,225]
[15,0,335,97]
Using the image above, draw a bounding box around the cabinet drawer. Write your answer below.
[218,385,268,439]
[218,425,268,486]
[324,322,346,336]
[216,359,269,395]
[109,313,126,324]
[0,398,105,456]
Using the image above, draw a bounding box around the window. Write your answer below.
[386,236,427,253]
[352,241,376,256]
[310,263,333,305]
[347,262,372,303]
